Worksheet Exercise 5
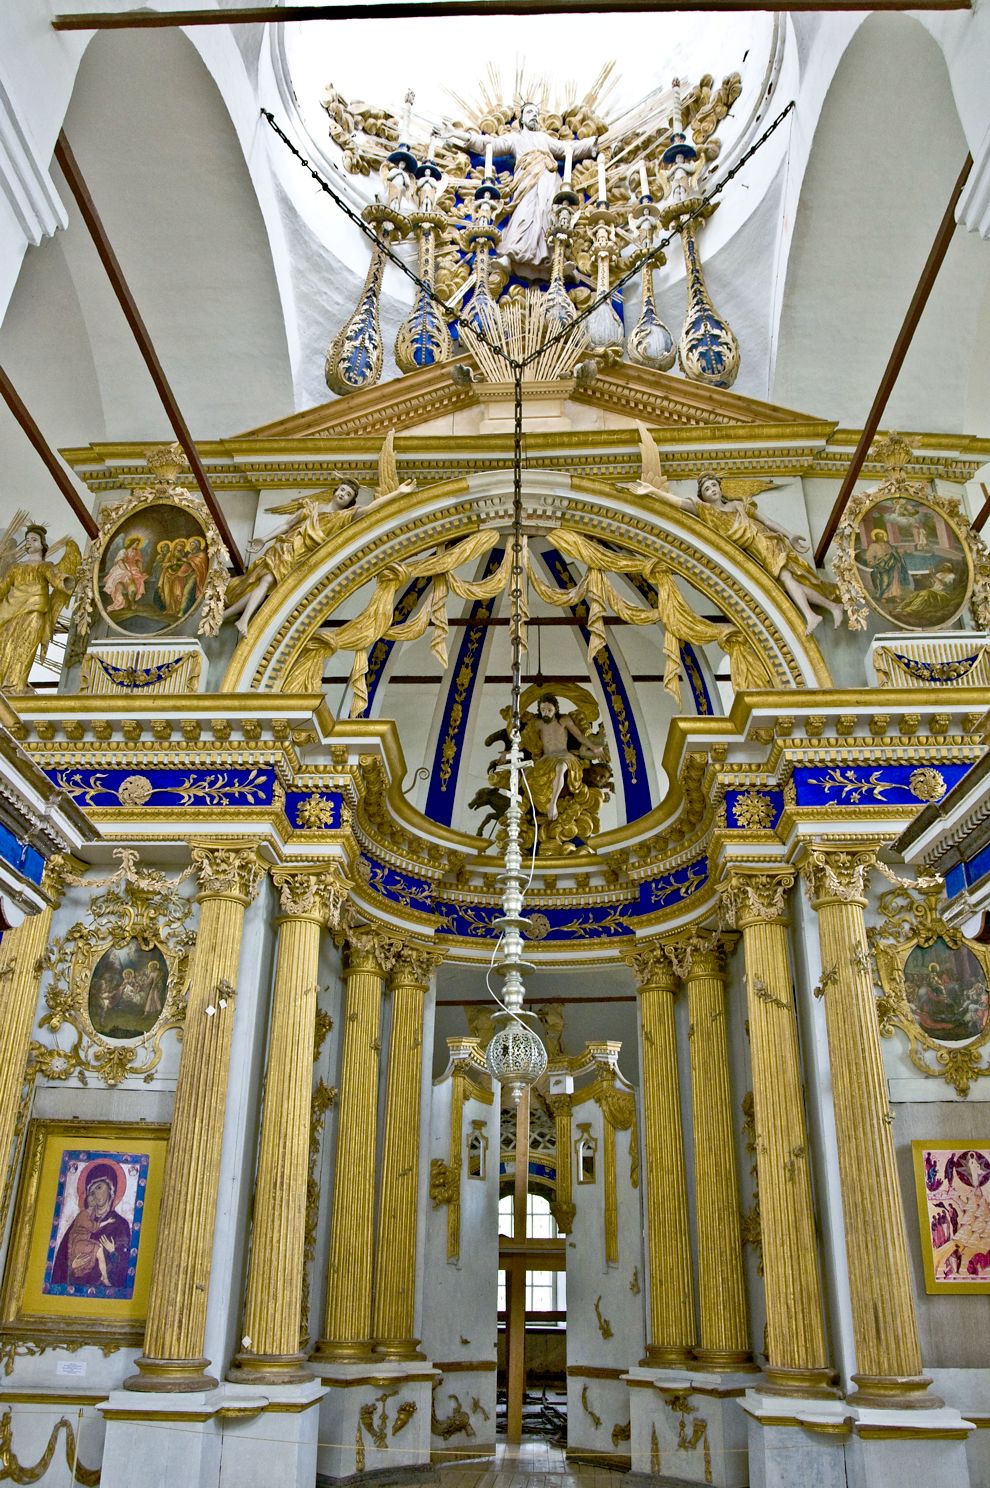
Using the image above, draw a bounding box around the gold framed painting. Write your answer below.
[912,1141,990,1295]
[0,1120,169,1345]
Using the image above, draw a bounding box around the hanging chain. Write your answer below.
[511,363,524,734]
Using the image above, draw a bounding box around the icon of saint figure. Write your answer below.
[446,103,599,278]
[102,535,148,613]
[51,1162,131,1291]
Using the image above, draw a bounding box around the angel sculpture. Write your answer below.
[629,426,844,635]
[0,516,82,692]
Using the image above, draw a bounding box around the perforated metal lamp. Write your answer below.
[485,1016,548,1106]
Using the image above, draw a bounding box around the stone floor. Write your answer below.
[437,1440,628,1488]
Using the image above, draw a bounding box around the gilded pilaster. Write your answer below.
[230,866,347,1384]
[372,940,444,1359]
[667,930,753,1371]
[312,925,399,1365]
[0,857,71,1181]
[723,867,832,1396]
[547,1092,574,1234]
[625,947,695,1367]
[803,845,937,1408]
[126,842,263,1393]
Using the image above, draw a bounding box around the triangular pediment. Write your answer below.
[234,357,832,442]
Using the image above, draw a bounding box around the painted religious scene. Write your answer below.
[903,938,989,1044]
[97,503,210,635]
[854,495,971,630]
[43,1151,148,1301]
[918,1146,990,1290]
[88,940,169,1040]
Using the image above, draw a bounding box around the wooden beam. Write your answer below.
[506,1084,530,1446]
[53,132,245,573]
[51,0,972,26]
[973,482,990,535]
[0,366,98,538]
[814,153,973,567]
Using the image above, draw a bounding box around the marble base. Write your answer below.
[625,1368,753,1487]
[100,1388,223,1488]
[430,1365,497,1460]
[843,1402,974,1488]
[740,1390,848,1488]
[218,1379,326,1488]
[314,1360,437,1479]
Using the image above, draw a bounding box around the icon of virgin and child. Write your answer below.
[49,1158,133,1294]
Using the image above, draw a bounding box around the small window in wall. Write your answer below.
[575,1124,598,1184]
[467,1121,488,1180]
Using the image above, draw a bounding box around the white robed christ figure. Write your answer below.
[447,102,599,278]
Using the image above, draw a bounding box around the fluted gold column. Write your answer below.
[0,857,71,1178]
[667,931,753,1371]
[372,941,443,1358]
[804,845,937,1408]
[229,867,347,1383]
[626,947,695,1367]
[724,867,832,1396]
[126,842,262,1393]
[547,1091,574,1234]
[312,927,397,1365]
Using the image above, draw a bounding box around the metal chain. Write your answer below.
[511,364,524,732]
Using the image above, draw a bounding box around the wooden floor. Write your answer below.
[433,1441,629,1488]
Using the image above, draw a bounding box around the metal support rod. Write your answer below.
[53,131,245,573]
[814,152,973,567]
[0,365,98,538]
[52,0,972,28]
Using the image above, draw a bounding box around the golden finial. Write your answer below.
[872,432,913,474]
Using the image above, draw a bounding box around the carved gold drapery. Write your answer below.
[126,842,263,1392]
[625,948,695,1366]
[313,928,398,1364]
[667,931,752,1371]
[230,866,347,1383]
[722,867,833,1396]
[804,846,936,1408]
[372,941,444,1358]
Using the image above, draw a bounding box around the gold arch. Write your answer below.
[220,474,832,696]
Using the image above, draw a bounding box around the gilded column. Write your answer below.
[625,947,695,1366]
[372,940,443,1358]
[804,845,936,1407]
[723,867,832,1396]
[312,925,398,1364]
[0,856,71,1176]
[547,1089,574,1234]
[667,930,752,1371]
[229,866,347,1383]
[126,842,263,1393]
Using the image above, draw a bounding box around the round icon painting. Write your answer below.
[853,495,972,630]
[96,502,211,635]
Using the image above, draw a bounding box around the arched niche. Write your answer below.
[221,472,831,699]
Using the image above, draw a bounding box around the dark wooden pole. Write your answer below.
[51,0,971,26]
[53,132,245,573]
[814,153,973,567]
[973,482,990,535]
[0,365,99,538]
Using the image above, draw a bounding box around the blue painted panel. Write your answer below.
[723,790,785,831]
[46,767,275,810]
[793,763,971,809]
[0,821,44,886]
[285,792,343,830]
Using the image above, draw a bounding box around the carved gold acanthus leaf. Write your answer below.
[272,865,351,925]
[663,929,728,980]
[390,941,445,986]
[801,845,877,906]
[192,843,264,902]
[721,867,797,927]
[623,944,679,990]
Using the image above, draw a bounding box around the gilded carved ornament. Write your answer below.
[390,941,445,986]
[191,843,264,902]
[272,865,350,926]
[720,868,796,927]
[663,929,728,981]
[0,1408,99,1487]
[801,846,876,906]
[870,886,990,1098]
[624,945,679,991]
[33,851,194,1088]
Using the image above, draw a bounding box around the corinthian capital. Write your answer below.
[721,866,796,928]
[623,944,679,992]
[390,940,445,988]
[345,921,403,976]
[802,845,876,907]
[192,842,263,902]
[664,929,731,981]
[272,864,351,925]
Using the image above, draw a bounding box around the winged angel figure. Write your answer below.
[0,511,81,692]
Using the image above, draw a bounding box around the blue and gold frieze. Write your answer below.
[723,790,785,831]
[359,855,435,910]
[47,766,276,810]
[540,548,651,822]
[792,763,971,810]
[0,821,44,887]
[640,856,709,907]
[286,791,344,829]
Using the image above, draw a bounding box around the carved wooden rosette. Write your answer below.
[230,866,347,1383]
[803,846,936,1407]
[126,842,263,1393]
[666,930,753,1370]
[624,946,695,1366]
[721,867,833,1396]
[372,940,445,1358]
[313,926,403,1364]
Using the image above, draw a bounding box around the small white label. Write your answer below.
[56,1360,87,1377]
